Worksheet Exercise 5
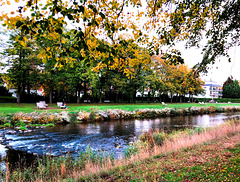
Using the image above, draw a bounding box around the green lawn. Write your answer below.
[1,102,240,116]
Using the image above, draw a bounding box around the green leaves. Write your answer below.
[99,12,105,19]
[162,50,184,65]
[223,76,240,98]
[16,21,24,28]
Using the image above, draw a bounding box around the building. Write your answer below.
[198,81,223,98]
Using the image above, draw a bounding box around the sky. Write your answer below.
[1,0,240,85]
[179,43,240,84]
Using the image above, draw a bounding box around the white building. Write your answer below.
[197,81,223,98]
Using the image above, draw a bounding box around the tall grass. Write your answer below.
[2,118,240,181]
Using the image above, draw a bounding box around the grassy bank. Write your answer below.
[88,133,240,182]
[1,102,240,116]
[1,103,240,127]
[2,119,240,181]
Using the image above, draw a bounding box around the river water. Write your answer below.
[0,112,240,171]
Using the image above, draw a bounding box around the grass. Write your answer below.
[1,102,240,116]
[90,136,240,182]
[2,118,240,181]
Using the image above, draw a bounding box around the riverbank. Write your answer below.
[86,131,240,181]
[1,103,240,129]
[1,102,240,116]
[2,118,240,181]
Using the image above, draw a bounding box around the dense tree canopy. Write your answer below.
[222,76,240,98]
[4,0,236,103]
[0,0,238,72]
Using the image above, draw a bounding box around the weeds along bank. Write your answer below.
[1,105,240,129]
[2,118,240,181]
[0,111,70,130]
[75,106,240,122]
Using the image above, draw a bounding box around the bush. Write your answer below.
[152,132,167,146]
[0,114,8,125]
[4,122,12,127]
[20,126,27,131]
[139,129,155,148]
[124,144,138,158]
[12,111,70,124]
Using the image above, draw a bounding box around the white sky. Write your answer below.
[1,0,240,84]
[178,43,240,84]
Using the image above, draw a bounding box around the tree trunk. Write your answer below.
[92,87,95,103]
[17,85,21,104]
[133,88,136,103]
[148,91,150,103]
[27,83,30,95]
[159,93,162,103]
[76,89,80,104]
[49,89,53,104]
[152,91,155,103]
[83,81,87,100]
[116,93,119,103]
[99,89,102,103]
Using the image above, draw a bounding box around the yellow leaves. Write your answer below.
[80,49,86,57]
[15,0,19,2]
[61,39,66,44]
[6,0,10,5]
[46,47,51,51]
[23,36,27,42]
[69,47,74,52]
[19,40,26,47]
[42,57,47,64]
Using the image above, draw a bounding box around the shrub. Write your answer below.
[4,122,12,127]
[208,106,216,113]
[11,112,70,124]
[89,107,99,120]
[152,132,167,146]
[77,111,90,121]
[139,129,155,148]
[77,106,240,122]
[20,126,27,131]
[0,115,8,125]
[124,144,138,158]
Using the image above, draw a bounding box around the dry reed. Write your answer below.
[71,119,240,179]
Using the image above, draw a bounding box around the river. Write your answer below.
[0,112,240,171]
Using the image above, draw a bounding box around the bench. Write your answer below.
[36,102,46,109]
[104,100,110,103]
[39,101,48,107]
[83,100,91,103]
[57,102,65,109]
[162,102,167,106]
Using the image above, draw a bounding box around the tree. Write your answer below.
[146,0,240,72]
[222,76,240,98]
[151,55,204,102]
[1,0,238,73]
[2,31,40,103]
